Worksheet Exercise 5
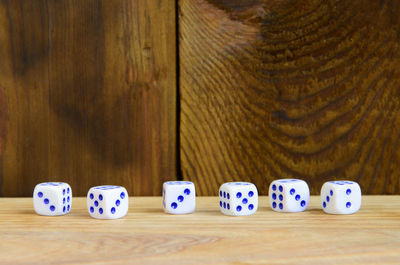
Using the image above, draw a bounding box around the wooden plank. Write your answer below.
[179,0,400,195]
[0,196,399,264]
[0,0,176,196]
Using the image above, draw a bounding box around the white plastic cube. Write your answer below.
[269,179,310,212]
[219,182,258,216]
[321,180,362,214]
[163,181,196,214]
[33,182,72,216]
[87,185,129,219]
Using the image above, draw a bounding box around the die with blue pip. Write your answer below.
[162,181,196,214]
[321,180,362,214]
[219,182,258,216]
[87,185,129,219]
[269,179,310,212]
[33,182,72,216]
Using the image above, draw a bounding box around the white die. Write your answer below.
[321,181,362,214]
[269,179,310,212]
[219,182,258,216]
[33,182,72,216]
[87,186,129,219]
[163,181,195,214]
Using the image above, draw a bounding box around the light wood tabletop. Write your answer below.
[0,196,399,264]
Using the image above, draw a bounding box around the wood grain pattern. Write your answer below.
[179,0,400,195]
[0,0,176,196]
[0,196,399,264]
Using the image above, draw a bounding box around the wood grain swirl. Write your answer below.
[179,0,400,195]
[0,0,176,196]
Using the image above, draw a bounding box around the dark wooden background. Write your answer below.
[0,0,176,196]
[1,0,400,196]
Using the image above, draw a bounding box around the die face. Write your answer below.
[219,182,258,216]
[87,186,128,219]
[321,181,361,214]
[33,182,72,216]
[269,179,310,212]
[163,181,195,214]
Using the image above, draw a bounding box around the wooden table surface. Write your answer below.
[0,196,399,264]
